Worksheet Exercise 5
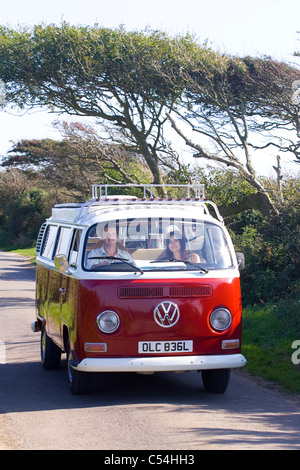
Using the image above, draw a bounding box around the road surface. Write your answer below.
[0,250,300,450]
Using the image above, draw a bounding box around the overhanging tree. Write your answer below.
[167,53,300,215]
[0,23,191,184]
[1,121,152,199]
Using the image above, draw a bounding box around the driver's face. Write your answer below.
[103,227,118,245]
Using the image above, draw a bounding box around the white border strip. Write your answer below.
[0,341,6,364]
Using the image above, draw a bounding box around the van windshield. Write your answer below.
[83,218,234,272]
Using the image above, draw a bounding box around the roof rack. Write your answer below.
[59,184,223,224]
[91,183,205,200]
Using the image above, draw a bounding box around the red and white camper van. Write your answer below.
[32,184,246,394]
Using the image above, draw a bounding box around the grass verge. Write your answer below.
[1,246,36,263]
[242,295,300,394]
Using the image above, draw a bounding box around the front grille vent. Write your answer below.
[169,285,212,297]
[118,285,212,298]
[118,287,164,298]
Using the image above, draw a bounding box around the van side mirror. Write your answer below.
[236,252,245,270]
[54,254,70,274]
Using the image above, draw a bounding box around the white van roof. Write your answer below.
[48,184,224,225]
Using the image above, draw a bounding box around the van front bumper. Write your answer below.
[72,353,247,373]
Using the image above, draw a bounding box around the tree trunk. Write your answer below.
[219,191,278,218]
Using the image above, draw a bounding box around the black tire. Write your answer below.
[41,328,61,370]
[201,368,231,393]
[67,344,92,395]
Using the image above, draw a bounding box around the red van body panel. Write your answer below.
[73,277,242,362]
[37,269,242,362]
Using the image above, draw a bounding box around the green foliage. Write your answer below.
[2,188,47,247]
[0,23,204,106]
[2,122,154,199]
[195,169,255,206]
[234,183,300,305]
[0,175,51,248]
[188,169,300,305]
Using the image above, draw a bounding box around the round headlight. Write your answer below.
[210,308,232,331]
[97,310,120,333]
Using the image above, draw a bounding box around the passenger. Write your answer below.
[86,226,134,269]
[166,231,200,263]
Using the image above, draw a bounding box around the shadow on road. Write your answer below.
[1,360,300,449]
[0,254,36,282]
[0,359,213,411]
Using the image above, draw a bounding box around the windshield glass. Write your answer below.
[83,217,233,271]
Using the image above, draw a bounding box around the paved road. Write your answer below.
[0,250,300,450]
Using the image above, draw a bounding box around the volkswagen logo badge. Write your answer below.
[153,301,180,328]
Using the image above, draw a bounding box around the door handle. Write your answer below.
[59,287,66,295]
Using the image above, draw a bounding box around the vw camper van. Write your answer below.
[32,184,246,394]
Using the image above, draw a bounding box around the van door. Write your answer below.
[60,229,82,338]
[47,268,63,346]
[47,226,72,347]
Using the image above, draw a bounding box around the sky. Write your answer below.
[0,0,299,176]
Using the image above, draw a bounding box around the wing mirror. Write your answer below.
[236,252,245,270]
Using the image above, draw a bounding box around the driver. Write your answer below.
[86,225,134,269]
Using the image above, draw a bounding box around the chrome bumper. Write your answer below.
[73,353,247,373]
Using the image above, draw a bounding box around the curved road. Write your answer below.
[0,250,300,450]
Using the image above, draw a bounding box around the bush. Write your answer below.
[234,199,300,305]
[193,169,300,305]
[0,185,51,248]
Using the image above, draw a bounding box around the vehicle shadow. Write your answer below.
[0,359,211,412]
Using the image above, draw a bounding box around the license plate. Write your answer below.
[138,340,193,354]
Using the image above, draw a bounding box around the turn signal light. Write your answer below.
[222,339,240,350]
[84,343,107,353]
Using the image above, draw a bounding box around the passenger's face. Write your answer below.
[168,235,181,253]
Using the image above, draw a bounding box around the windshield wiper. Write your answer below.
[181,260,208,273]
[150,258,208,273]
[88,256,143,274]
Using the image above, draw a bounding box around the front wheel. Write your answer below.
[67,345,92,395]
[201,368,231,393]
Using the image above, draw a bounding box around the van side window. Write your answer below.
[55,226,72,258]
[69,229,82,268]
[41,225,59,259]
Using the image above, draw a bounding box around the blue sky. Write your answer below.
[0,0,299,174]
